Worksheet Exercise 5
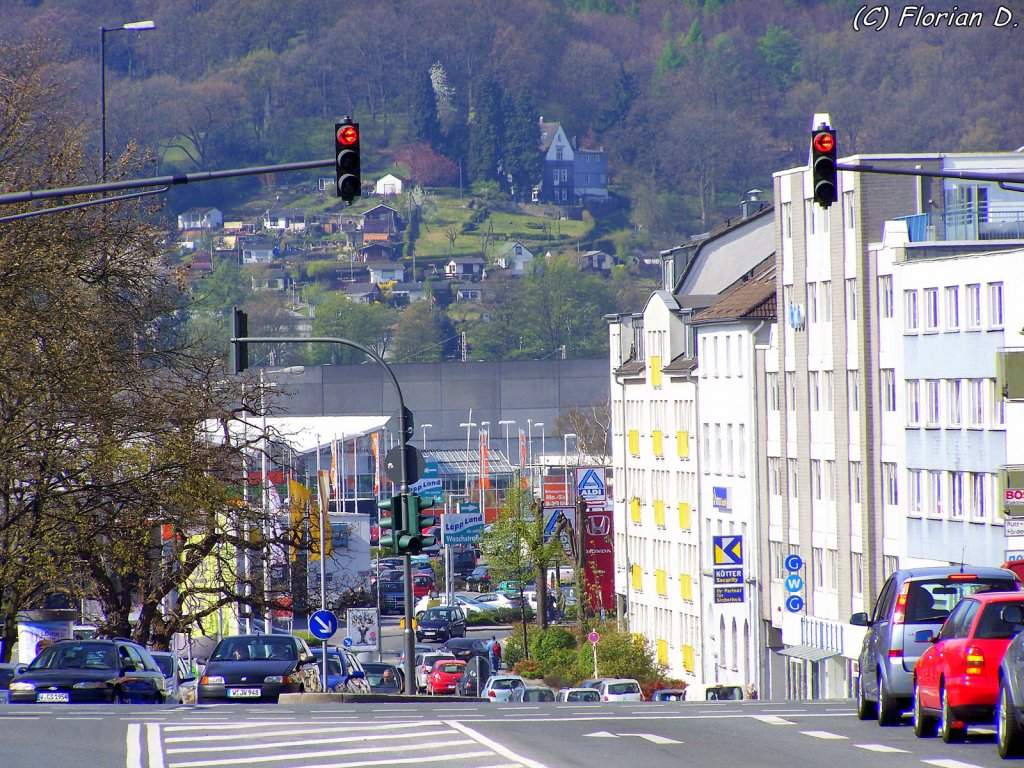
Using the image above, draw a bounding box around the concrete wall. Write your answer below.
[261,359,611,450]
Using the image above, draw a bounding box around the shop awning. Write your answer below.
[777,645,840,663]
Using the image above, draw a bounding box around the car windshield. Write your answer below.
[608,682,641,695]
[211,638,296,661]
[151,654,175,677]
[706,686,743,700]
[31,642,117,670]
[422,609,453,621]
[568,690,600,701]
[906,578,1018,624]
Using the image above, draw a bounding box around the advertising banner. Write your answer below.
[345,608,379,652]
[582,503,615,615]
[441,511,485,545]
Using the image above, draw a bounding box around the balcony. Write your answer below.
[897,206,1024,243]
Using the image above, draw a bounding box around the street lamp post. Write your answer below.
[563,433,577,505]
[459,419,477,496]
[499,420,516,464]
[100,20,155,182]
[479,422,490,509]
[420,423,433,451]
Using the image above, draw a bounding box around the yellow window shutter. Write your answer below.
[683,645,695,673]
[677,431,689,458]
[652,429,664,457]
[654,499,666,527]
[628,429,640,456]
[657,639,668,665]
[650,355,662,387]
[680,573,693,601]
[630,497,642,523]
[631,564,642,591]
[678,502,691,530]
[656,569,667,595]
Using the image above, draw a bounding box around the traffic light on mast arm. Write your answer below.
[409,494,438,550]
[230,307,248,374]
[811,126,838,208]
[335,118,361,204]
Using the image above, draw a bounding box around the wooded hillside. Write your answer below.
[6,0,1023,245]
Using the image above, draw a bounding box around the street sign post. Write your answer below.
[588,631,600,678]
[309,608,338,689]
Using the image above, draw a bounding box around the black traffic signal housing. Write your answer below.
[230,307,248,374]
[378,493,408,554]
[409,494,439,551]
[811,126,837,208]
[335,118,361,204]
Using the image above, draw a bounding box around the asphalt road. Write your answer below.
[0,698,1017,768]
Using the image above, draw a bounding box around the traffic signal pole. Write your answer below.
[230,334,417,695]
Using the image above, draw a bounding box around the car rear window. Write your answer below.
[525,689,554,701]
[151,655,174,677]
[906,578,1019,624]
[492,678,523,689]
[437,663,463,674]
[568,690,600,701]
[975,601,1024,639]
[608,682,641,695]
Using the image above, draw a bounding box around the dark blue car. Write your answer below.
[312,647,370,693]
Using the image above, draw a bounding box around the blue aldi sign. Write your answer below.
[576,467,606,502]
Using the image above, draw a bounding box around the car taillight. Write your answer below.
[888,650,903,660]
[948,574,978,581]
[965,646,986,676]
[893,582,912,625]
[488,690,496,697]
[603,695,610,701]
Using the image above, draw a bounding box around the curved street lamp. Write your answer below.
[100,19,155,181]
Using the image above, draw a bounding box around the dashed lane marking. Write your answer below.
[752,715,795,725]
[855,744,909,753]
[800,730,847,740]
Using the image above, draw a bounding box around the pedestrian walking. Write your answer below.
[546,592,556,623]
[556,589,566,622]
[488,636,501,671]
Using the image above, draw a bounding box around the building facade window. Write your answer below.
[782,202,792,239]
[824,370,834,411]
[966,283,981,330]
[767,372,779,411]
[882,369,896,412]
[879,275,894,318]
[811,459,822,500]
[768,457,782,497]
[852,552,864,595]
[846,278,858,321]
[908,469,923,516]
[850,461,863,504]
[948,379,962,427]
[970,473,988,520]
[883,462,898,506]
[821,281,832,323]
[907,380,921,426]
[926,380,941,427]
[848,370,860,412]
[989,282,1004,328]
[928,470,944,517]
[924,288,939,332]
[992,379,1006,427]
[787,372,797,412]
[945,286,960,331]
[969,379,985,427]
[808,282,818,324]
[951,472,965,519]
[789,459,799,499]
[844,190,856,230]
[904,290,919,332]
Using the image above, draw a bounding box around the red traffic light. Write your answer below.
[812,131,834,154]
[337,124,359,146]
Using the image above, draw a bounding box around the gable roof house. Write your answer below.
[185,250,215,281]
[177,207,223,230]
[240,239,276,264]
[264,208,306,232]
[364,203,400,224]
[250,266,289,292]
[362,217,398,244]
[577,249,614,274]
[375,174,404,196]
[358,243,398,263]
[445,257,485,280]
[366,262,406,283]
[495,241,535,275]
[538,119,575,205]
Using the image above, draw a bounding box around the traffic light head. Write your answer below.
[811,127,837,208]
[335,119,361,204]
[230,307,248,374]
[377,494,406,553]
[409,493,438,550]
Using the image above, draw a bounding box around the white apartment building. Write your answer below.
[608,207,773,684]
[763,148,1024,700]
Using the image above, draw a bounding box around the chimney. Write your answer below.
[741,189,763,219]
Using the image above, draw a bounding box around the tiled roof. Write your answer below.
[613,359,646,377]
[539,121,561,152]
[662,355,697,374]
[691,259,777,323]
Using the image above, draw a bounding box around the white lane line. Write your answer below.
[126,723,142,768]
[165,728,456,753]
[855,744,909,753]
[167,739,477,768]
[445,720,553,768]
[800,730,847,740]
[148,723,165,768]
[164,720,442,741]
[752,715,795,725]
[922,760,988,768]
[618,732,683,745]
[57,716,104,720]
[762,708,806,713]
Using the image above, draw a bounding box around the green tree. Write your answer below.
[308,294,397,364]
[757,24,802,90]
[501,90,543,200]
[467,74,502,184]
[390,301,458,362]
[575,623,666,684]
[408,66,442,147]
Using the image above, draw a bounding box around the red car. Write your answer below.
[427,659,465,695]
[913,591,1024,742]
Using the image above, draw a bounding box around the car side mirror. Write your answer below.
[914,629,937,643]
[14,664,26,675]
[303,655,317,665]
[850,612,871,626]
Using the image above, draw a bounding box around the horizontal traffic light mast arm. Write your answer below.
[0,158,334,207]
[837,162,1024,188]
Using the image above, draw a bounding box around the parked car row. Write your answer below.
[853,563,1024,760]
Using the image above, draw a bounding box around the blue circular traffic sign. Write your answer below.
[784,554,803,572]
[785,594,805,613]
[309,609,338,640]
[342,636,353,648]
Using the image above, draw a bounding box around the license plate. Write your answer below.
[37,692,70,703]
[227,688,261,698]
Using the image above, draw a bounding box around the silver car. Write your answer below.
[480,675,526,702]
[148,651,197,705]
[851,565,1020,725]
